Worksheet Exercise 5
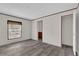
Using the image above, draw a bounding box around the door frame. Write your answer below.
[61,10,76,55]
[37,20,43,42]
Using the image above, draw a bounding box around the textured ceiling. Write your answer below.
[0,3,78,20]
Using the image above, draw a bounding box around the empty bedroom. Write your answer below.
[0,2,79,56]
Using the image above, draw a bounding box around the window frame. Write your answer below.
[7,20,22,40]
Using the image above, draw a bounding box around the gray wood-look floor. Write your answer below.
[0,39,74,56]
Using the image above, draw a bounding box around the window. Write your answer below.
[7,20,22,40]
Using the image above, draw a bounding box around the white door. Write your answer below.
[62,14,73,46]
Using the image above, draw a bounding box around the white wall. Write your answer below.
[43,15,61,47]
[32,10,75,47]
[76,13,79,55]
[62,15,73,46]
[0,14,32,46]
[76,7,79,55]
[37,21,43,32]
[32,21,38,40]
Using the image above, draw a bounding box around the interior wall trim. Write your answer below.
[0,13,32,21]
[32,3,79,21]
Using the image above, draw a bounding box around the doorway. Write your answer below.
[61,14,73,47]
[37,20,43,42]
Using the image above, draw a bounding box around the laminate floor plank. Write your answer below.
[0,39,74,56]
